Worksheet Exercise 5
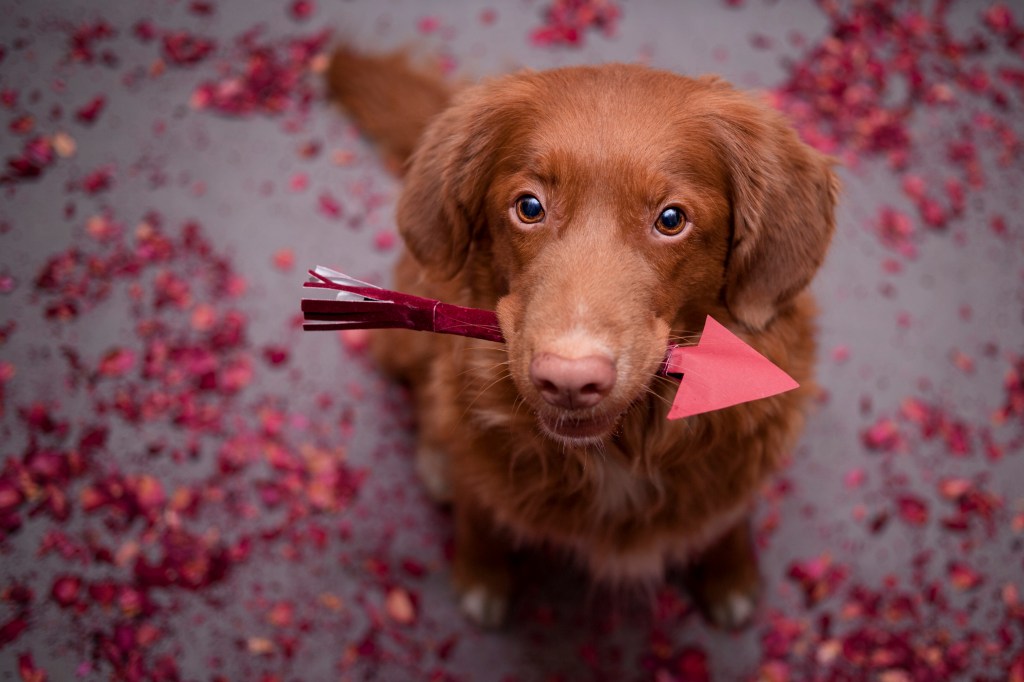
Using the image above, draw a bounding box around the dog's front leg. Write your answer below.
[453,497,511,627]
[682,517,762,630]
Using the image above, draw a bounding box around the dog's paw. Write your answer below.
[678,521,761,630]
[415,445,453,503]
[684,573,761,631]
[706,589,758,630]
[459,584,508,628]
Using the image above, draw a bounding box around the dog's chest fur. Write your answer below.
[590,454,653,520]
[462,407,754,583]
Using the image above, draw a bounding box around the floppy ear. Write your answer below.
[705,86,839,330]
[396,84,520,280]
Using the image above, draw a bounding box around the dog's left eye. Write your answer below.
[515,195,546,224]
[655,207,688,236]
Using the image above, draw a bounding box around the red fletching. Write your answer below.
[301,267,503,342]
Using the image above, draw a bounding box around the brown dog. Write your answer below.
[328,49,837,628]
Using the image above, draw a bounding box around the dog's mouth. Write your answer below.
[536,409,620,445]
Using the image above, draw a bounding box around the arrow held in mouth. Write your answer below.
[663,315,799,420]
[301,268,798,419]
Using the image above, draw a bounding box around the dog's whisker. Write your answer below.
[511,394,529,424]
[463,345,509,353]
[666,334,702,345]
[459,369,514,420]
[648,375,680,392]
[454,359,509,381]
[640,385,675,411]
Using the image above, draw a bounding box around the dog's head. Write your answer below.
[397,65,838,446]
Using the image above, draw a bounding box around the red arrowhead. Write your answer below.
[665,316,799,420]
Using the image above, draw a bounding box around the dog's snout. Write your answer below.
[529,353,616,409]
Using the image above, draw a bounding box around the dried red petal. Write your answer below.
[289,0,315,21]
[272,248,295,272]
[50,575,82,608]
[385,587,416,625]
[787,554,848,607]
[161,32,216,66]
[317,192,343,220]
[261,345,289,366]
[896,495,929,527]
[74,95,106,125]
[98,348,135,377]
[0,615,29,647]
[17,652,47,682]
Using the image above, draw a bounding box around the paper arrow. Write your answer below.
[663,316,799,420]
[302,267,798,419]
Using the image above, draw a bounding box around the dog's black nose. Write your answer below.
[529,353,616,410]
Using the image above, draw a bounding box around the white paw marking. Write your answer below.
[710,591,756,629]
[459,585,507,628]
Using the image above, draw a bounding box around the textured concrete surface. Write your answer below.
[1,1,1022,680]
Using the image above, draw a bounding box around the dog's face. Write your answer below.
[397,66,837,446]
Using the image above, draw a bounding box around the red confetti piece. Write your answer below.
[74,95,106,125]
[0,273,15,294]
[2,136,57,185]
[9,114,34,135]
[0,615,29,647]
[18,652,47,682]
[131,20,157,43]
[994,356,1024,425]
[417,16,441,34]
[862,417,905,452]
[261,345,289,366]
[272,248,295,272]
[85,214,122,242]
[373,230,396,252]
[675,646,710,682]
[786,554,848,607]
[267,601,294,627]
[65,20,117,65]
[874,207,917,258]
[161,32,216,66]
[895,495,929,527]
[317,192,343,220]
[76,165,114,195]
[950,349,975,374]
[289,0,315,21]
[844,468,866,490]
[0,362,13,419]
[947,562,983,591]
[188,1,215,16]
[384,586,417,625]
[531,0,621,47]
[50,575,83,609]
[97,347,135,377]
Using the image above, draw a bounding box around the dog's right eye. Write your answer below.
[655,206,688,236]
[514,195,546,224]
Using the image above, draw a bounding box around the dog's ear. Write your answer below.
[396,84,520,280]
[703,84,839,330]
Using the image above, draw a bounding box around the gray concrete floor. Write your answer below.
[1,0,1022,680]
